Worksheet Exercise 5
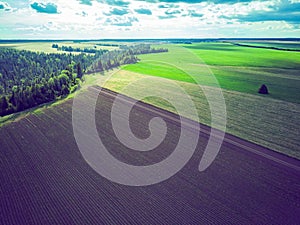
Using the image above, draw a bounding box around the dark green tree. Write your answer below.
[76,62,83,79]
[0,96,8,116]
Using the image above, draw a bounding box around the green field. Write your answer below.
[123,43,300,103]
[183,43,300,67]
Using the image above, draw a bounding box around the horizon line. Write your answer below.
[1,37,300,42]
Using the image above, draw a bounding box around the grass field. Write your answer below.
[122,43,300,103]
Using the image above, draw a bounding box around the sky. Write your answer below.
[0,0,299,39]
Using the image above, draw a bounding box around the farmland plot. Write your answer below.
[0,87,300,224]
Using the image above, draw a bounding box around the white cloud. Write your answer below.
[0,0,299,39]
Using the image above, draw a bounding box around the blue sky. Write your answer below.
[0,0,299,39]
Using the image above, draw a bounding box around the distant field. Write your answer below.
[0,41,118,54]
[233,41,300,50]
[123,43,300,103]
[0,42,60,53]
[183,43,300,68]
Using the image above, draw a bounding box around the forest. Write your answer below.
[0,44,168,116]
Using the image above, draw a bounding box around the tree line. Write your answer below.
[52,44,109,54]
[0,44,168,117]
[119,44,169,54]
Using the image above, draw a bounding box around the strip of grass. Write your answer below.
[183,43,300,68]
[122,62,195,83]
[236,41,300,51]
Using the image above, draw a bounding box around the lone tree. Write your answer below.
[76,62,83,79]
[0,96,8,116]
[258,84,269,95]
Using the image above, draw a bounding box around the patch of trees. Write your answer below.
[52,44,109,54]
[88,44,168,73]
[119,44,168,54]
[0,48,100,116]
[88,50,138,73]
[96,43,120,47]
[171,41,193,44]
